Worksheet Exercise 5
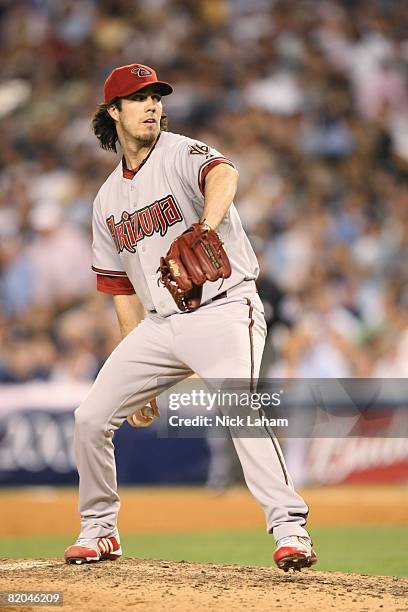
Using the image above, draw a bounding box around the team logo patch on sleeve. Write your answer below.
[188,143,210,155]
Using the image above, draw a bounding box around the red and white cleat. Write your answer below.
[64,533,122,565]
[274,536,317,572]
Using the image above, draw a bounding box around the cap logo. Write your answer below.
[131,66,153,77]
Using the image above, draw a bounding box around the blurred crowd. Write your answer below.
[1,0,407,383]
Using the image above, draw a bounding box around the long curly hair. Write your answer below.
[92,98,168,153]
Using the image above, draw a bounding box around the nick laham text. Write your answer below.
[168,415,289,427]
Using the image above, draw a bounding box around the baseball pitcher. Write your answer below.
[63,63,317,572]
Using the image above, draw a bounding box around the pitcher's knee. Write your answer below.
[74,403,106,439]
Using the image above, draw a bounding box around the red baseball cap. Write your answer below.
[104,63,173,103]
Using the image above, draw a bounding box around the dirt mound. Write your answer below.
[0,558,406,612]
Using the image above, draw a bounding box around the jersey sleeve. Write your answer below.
[175,139,236,199]
[96,274,135,295]
[91,195,135,295]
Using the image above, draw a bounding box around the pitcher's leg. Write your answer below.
[75,315,191,539]
[178,295,309,540]
[229,433,309,540]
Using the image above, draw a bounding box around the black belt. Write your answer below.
[211,291,227,302]
[150,290,228,314]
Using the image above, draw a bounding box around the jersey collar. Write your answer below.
[122,132,162,179]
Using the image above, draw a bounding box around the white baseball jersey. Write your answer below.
[92,131,259,317]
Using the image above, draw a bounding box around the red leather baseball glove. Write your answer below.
[158,222,232,311]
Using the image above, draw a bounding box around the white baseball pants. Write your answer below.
[74,284,309,542]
